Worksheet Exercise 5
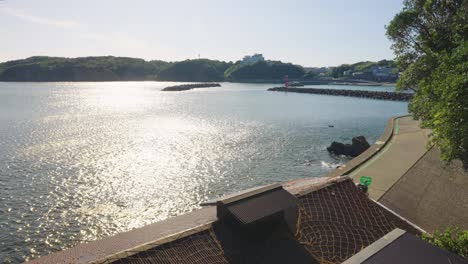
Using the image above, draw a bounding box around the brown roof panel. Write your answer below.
[218,186,298,225]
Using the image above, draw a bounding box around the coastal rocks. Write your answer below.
[162,83,221,91]
[351,136,371,156]
[327,136,370,157]
[267,87,413,101]
[327,142,352,156]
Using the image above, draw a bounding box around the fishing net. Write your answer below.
[108,179,418,264]
[295,179,418,263]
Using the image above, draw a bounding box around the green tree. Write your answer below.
[157,59,232,82]
[386,0,468,167]
[422,227,468,258]
[302,71,319,80]
[224,61,304,81]
[0,56,171,81]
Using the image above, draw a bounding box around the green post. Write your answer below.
[359,176,372,187]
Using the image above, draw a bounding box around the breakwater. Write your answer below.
[162,83,221,91]
[267,87,412,101]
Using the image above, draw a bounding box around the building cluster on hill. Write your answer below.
[240,54,265,66]
[344,66,397,82]
[304,67,329,76]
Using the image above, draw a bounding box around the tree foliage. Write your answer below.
[386,0,468,167]
[224,61,304,81]
[157,59,232,82]
[422,227,468,258]
[0,56,303,82]
[0,57,237,82]
[0,56,170,81]
[302,71,319,80]
[409,44,468,164]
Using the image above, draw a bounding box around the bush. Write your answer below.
[421,227,468,258]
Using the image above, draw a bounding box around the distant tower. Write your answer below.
[284,75,289,88]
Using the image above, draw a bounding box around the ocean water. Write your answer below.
[0,82,408,262]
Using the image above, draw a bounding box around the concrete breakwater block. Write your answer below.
[162,83,221,91]
[267,87,413,101]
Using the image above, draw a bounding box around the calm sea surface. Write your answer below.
[0,82,407,262]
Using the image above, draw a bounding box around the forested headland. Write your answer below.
[0,56,397,83]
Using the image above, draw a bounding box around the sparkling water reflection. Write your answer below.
[0,82,408,262]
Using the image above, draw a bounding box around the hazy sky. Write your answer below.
[0,0,403,67]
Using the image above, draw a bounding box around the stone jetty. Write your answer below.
[162,83,221,91]
[267,87,412,101]
[288,82,305,87]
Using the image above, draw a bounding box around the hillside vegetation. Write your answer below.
[0,56,169,81]
[157,59,232,82]
[224,61,305,81]
[0,56,397,83]
[330,60,396,78]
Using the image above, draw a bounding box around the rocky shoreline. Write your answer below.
[162,83,221,91]
[327,136,371,157]
[267,87,412,101]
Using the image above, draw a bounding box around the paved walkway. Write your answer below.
[349,116,430,200]
[379,147,468,232]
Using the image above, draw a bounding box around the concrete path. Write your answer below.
[349,116,430,200]
[379,147,468,232]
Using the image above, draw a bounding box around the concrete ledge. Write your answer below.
[27,207,217,264]
[284,175,350,197]
[93,223,213,264]
[342,229,406,264]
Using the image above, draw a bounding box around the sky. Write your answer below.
[0,0,404,67]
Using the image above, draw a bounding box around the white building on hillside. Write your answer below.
[241,54,265,65]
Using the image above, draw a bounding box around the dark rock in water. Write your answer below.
[351,136,370,156]
[327,136,370,157]
[328,125,334,128]
[327,142,353,156]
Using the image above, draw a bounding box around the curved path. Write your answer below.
[348,116,430,200]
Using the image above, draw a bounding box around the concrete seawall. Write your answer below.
[348,116,430,200]
[268,87,413,101]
